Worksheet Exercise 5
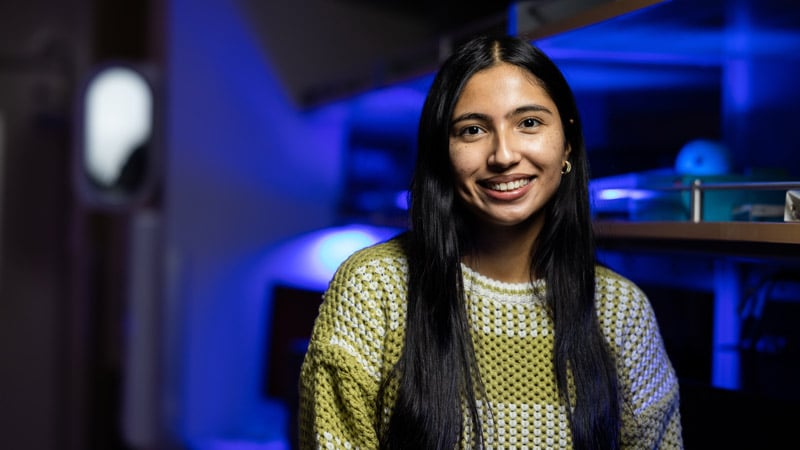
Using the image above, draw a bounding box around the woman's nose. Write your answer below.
[489,132,520,168]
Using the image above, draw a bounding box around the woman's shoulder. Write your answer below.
[593,265,664,331]
[594,264,649,304]
[596,265,643,289]
[332,235,409,280]
[322,235,409,332]
[343,235,406,264]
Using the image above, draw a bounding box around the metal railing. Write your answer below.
[685,180,800,223]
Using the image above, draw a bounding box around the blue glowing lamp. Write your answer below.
[675,139,732,176]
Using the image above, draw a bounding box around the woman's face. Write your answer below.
[449,62,570,229]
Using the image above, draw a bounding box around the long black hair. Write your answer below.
[378,35,620,450]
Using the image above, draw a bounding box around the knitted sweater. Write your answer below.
[298,238,683,449]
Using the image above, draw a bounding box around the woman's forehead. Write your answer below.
[454,64,556,113]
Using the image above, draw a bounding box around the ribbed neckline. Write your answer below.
[461,263,546,304]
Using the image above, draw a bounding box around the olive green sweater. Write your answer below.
[299,238,683,449]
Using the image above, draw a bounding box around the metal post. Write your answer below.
[690,179,703,222]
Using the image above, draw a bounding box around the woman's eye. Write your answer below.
[521,117,540,128]
[460,125,483,136]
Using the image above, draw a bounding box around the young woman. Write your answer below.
[299,35,683,449]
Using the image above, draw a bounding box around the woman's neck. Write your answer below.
[464,219,542,284]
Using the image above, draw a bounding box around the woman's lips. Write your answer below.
[487,177,531,192]
[480,176,534,199]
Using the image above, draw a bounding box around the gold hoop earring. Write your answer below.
[561,160,572,175]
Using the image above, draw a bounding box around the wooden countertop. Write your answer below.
[594,221,800,245]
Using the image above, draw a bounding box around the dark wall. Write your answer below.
[0,1,163,449]
[0,1,89,449]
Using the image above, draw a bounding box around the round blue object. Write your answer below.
[674,139,732,175]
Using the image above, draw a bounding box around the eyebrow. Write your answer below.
[451,104,554,125]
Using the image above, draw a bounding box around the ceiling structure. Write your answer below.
[341,0,516,33]
[236,0,800,107]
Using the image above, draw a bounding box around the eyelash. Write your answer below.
[459,125,483,136]
[455,117,542,137]
[520,117,541,128]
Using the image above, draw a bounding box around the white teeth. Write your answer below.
[490,178,530,192]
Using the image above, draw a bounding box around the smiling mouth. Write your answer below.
[487,178,532,192]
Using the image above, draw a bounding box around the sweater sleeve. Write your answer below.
[298,250,397,450]
[298,343,380,450]
[599,272,684,450]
